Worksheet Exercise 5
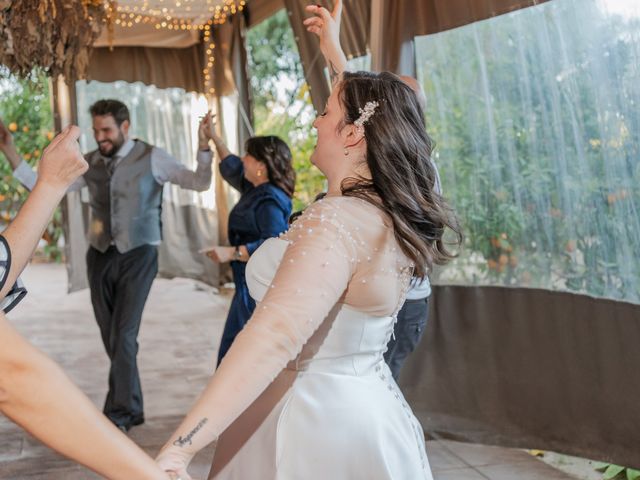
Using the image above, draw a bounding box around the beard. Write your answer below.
[98,131,125,157]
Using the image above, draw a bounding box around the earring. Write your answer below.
[344,148,349,156]
[257,170,263,177]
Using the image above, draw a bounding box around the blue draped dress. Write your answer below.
[216,154,292,364]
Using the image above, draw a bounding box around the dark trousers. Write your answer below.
[384,297,430,380]
[216,261,256,366]
[86,244,158,427]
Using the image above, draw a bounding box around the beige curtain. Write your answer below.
[246,0,285,28]
[88,44,205,94]
[85,1,549,113]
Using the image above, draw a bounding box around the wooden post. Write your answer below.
[51,76,89,292]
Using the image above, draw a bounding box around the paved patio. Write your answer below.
[0,263,587,479]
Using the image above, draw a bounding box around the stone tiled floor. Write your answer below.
[0,264,581,479]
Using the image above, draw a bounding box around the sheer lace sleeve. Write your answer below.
[156,197,361,468]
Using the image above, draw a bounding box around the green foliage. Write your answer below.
[0,67,61,261]
[420,1,640,302]
[246,9,306,112]
[595,462,640,480]
[247,9,325,212]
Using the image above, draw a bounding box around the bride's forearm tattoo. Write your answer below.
[329,61,340,85]
[173,418,208,447]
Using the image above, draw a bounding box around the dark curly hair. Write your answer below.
[89,99,130,126]
[338,71,462,277]
[246,136,296,198]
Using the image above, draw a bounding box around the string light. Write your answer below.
[102,1,245,96]
[108,1,244,29]
[203,19,216,96]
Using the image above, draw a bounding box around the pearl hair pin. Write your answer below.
[354,101,380,131]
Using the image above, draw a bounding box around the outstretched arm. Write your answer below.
[156,199,357,478]
[0,126,87,300]
[0,127,169,479]
[304,0,347,86]
[152,113,225,192]
[0,313,169,480]
[202,113,231,162]
[1,118,86,192]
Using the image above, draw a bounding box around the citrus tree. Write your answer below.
[0,68,62,261]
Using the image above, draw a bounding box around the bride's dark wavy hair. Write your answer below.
[338,71,462,277]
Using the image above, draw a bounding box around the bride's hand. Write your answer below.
[165,469,194,480]
[156,445,193,480]
[156,452,194,480]
[304,0,343,55]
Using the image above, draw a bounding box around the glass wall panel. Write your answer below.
[416,0,640,303]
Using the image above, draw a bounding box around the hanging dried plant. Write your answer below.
[0,0,109,81]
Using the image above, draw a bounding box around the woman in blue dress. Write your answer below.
[202,126,295,364]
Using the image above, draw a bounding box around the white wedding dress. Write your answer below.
[208,196,433,479]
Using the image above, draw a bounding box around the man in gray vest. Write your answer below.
[0,100,213,431]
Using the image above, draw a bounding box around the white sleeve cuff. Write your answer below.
[14,160,38,191]
[197,149,213,165]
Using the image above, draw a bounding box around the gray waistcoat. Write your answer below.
[83,140,163,253]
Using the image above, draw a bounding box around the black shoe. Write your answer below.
[130,415,145,427]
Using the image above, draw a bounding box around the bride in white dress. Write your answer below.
[155,57,460,480]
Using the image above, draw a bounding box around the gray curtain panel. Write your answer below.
[400,285,640,469]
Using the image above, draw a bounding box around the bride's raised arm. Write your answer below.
[156,197,358,476]
[303,0,346,86]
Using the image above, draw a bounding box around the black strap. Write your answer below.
[0,234,28,313]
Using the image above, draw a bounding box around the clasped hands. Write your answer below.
[197,111,218,151]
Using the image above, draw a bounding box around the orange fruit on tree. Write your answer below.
[8,122,18,132]
[22,125,29,133]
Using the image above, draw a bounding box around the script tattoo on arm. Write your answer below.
[329,61,341,86]
[173,418,208,447]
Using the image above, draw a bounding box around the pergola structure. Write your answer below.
[6,0,639,470]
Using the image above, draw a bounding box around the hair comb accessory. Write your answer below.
[354,101,380,131]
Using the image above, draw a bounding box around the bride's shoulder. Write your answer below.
[293,196,390,242]
[306,195,384,218]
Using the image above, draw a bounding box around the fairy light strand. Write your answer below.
[104,0,246,95]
